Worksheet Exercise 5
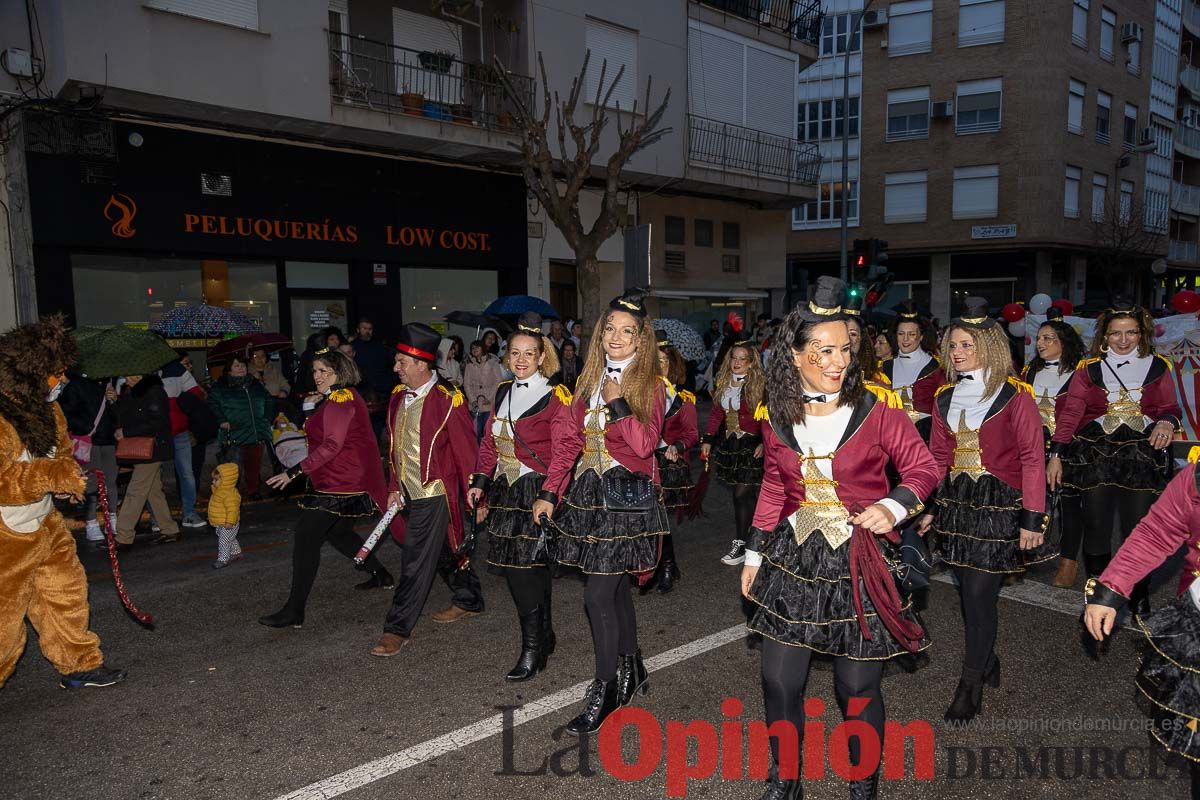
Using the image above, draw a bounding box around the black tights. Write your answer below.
[1081,485,1155,557]
[506,567,552,616]
[955,568,1003,673]
[761,639,885,777]
[584,573,637,680]
[734,484,759,541]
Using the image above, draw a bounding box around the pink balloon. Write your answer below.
[1155,323,1166,337]
[1025,335,1032,346]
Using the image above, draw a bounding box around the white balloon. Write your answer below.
[1151,258,1168,275]
[1008,320,1025,337]
[1028,293,1052,315]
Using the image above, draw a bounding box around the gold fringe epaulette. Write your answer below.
[680,390,697,405]
[875,366,891,386]
[865,382,903,409]
[554,384,573,405]
[935,383,955,397]
[754,402,769,422]
[1076,357,1101,370]
[391,384,406,395]
[1007,376,1035,396]
[1157,354,1174,371]
[1189,446,1200,464]
[1020,364,1029,379]
[438,384,464,407]
[660,375,675,391]
[328,388,353,403]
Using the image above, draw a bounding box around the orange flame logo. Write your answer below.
[103,193,137,239]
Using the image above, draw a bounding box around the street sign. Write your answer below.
[971,224,1017,239]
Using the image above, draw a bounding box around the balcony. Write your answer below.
[1186,2,1200,37]
[689,0,822,63]
[1182,64,1200,99]
[687,113,821,192]
[1174,182,1200,217]
[1178,125,1200,159]
[1170,239,1200,263]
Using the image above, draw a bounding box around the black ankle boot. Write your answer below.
[657,559,680,594]
[944,667,985,725]
[638,569,660,595]
[984,653,1001,688]
[258,607,304,628]
[355,567,395,591]
[617,649,649,705]
[758,776,802,799]
[505,607,547,682]
[849,770,879,800]
[565,678,620,736]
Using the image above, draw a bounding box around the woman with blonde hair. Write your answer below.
[701,316,767,567]
[468,313,570,682]
[532,291,669,735]
[916,297,1052,724]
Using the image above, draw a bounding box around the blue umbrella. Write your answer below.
[483,295,560,319]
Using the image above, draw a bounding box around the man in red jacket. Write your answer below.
[372,323,484,657]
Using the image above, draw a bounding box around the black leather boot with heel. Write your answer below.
[617,649,650,705]
[564,678,620,736]
[505,607,547,682]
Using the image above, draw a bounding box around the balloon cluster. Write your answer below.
[1002,294,1073,337]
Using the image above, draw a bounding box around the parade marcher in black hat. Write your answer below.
[841,289,885,384]
[532,291,670,735]
[468,313,571,681]
[878,299,943,440]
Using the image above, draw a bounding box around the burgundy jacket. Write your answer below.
[385,379,477,548]
[1049,355,1181,455]
[662,389,700,454]
[299,388,388,511]
[749,387,940,538]
[703,385,763,442]
[471,380,571,487]
[541,382,667,503]
[930,377,1047,523]
[880,355,945,416]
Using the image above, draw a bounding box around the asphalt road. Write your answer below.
[2,482,1192,800]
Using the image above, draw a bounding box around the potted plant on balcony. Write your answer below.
[418,50,455,73]
[450,103,473,124]
[399,85,425,115]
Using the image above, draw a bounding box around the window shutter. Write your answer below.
[586,19,638,110]
[888,1,933,56]
[329,0,347,15]
[746,46,795,137]
[1064,166,1081,217]
[145,0,259,30]
[884,172,928,223]
[688,27,745,125]
[952,165,999,219]
[959,0,1004,47]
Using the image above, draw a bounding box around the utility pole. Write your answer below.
[839,0,874,283]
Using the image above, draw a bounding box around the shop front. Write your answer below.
[25,117,528,358]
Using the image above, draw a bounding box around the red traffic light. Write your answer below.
[865,290,881,307]
[855,255,866,267]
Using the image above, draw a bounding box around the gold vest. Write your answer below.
[950,410,988,480]
[1036,389,1057,435]
[494,419,524,484]
[576,407,613,477]
[392,393,446,500]
[789,449,851,550]
[1100,388,1147,434]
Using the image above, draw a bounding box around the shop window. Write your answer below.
[665,215,686,245]
[285,261,349,289]
[399,267,498,340]
[695,219,714,247]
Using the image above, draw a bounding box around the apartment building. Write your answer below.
[787,0,1164,322]
[0,0,820,341]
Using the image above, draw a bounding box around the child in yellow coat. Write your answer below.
[209,462,243,568]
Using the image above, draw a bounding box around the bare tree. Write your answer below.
[1089,196,1165,299]
[495,51,670,323]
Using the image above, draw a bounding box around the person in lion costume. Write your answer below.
[0,315,126,690]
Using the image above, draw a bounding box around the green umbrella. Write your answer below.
[75,325,180,379]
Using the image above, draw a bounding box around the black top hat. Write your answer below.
[515,312,544,337]
[1105,294,1142,317]
[654,328,670,349]
[796,276,846,322]
[952,297,999,330]
[610,290,648,320]
[396,322,441,363]
[893,298,924,321]
[843,288,864,316]
[1046,305,1065,321]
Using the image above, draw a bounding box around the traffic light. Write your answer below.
[852,238,870,278]
[865,238,889,280]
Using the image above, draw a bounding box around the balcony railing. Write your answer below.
[328,34,534,130]
[1186,2,1200,36]
[692,0,824,45]
[1173,182,1200,217]
[1170,239,1199,263]
[688,113,821,185]
[1182,64,1200,98]
[1178,125,1200,157]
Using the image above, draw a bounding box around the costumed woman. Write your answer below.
[260,349,394,628]
[468,313,570,682]
[741,277,939,800]
[878,299,944,439]
[842,290,885,384]
[916,297,1053,724]
[702,317,766,567]
[641,333,698,594]
[532,291,669,735]
[1021,316,1086,588]
[0,316,126,690]
[1048,298,1179,615]
[1084,456,1200,797]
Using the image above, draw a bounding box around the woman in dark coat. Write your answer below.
[58,372,119,544]
[113,374,179,547]
[208,354,275,499]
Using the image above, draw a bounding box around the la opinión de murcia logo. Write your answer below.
[104,193,137,239]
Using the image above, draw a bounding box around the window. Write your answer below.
[392,9,463,103]
[1120,180,1134,222]
[665,215,686,245]
[144,0,259,29]
[688,23,797,138]
[586,18,638,110]
[820,12,862,56]
[798,97,860,142]
[722,222,741,249]
[956,78,1002,134]
[884,171,928,223]
[959,0,1005,47]
[795,181,859,224]
[1096,90,1111,144]
[1124,103,1139,148]
[1072,0,1089,48]
[722,254,741,273]
[1092,174,1108,221]
[888,0,933,57]
[695,219,714,247]
[952,164,1000,219]
[887,87,930,141]
[1100,8,1116,62]
[1068,80,1085,134]
[1127,39,1141,76]
[1064,166,1081,218]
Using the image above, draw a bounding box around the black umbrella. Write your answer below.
[444,311,513,336]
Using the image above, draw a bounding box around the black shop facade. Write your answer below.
[25,119,528,356]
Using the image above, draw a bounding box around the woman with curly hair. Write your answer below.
[532,291,669,736]
[702,318,767,567]
[468,313,569,682]
[916,297,1052,724]
[1047,298,1180,614]
[740,277,940,800]
[1021,318,1087,588]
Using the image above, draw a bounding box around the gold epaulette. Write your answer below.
[679,389,697,405]
[865,382,903,409]
[1020,364,1029,379]
[391,384,406,395]
[660,375,675,391]
[1157,354,1174,371]
[328,388,353,403]
[1007,376,1035,396]
[498,379,513,388]
[438,384,464,407]
[553,384,573,405]
[1188,446,1200,464]
[934,382,955,397]
[754,402,769,422]
[1077,357,1101,370]
[875,366,891,386]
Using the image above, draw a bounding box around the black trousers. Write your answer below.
[1081,485,1156,557]
[1056,490,1084,560]
[383,497,484,637]
[282,508,387,616]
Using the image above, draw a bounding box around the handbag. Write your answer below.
[602,470,657,513]
[894,524,933,595]
[70,395,107,465]
[115,435,156,462]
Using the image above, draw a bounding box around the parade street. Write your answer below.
[0,492,1189,800]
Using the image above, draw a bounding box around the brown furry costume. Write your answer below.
[0,315,103,687]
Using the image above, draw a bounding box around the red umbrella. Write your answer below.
[207,332,293,364]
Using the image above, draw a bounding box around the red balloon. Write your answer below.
[1173,291,1200,314]
[1051,298,1074,316]
[1002,303,1025,322]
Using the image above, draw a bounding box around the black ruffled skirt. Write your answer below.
[747,519,930,661]
[931,472,1057,573]
[552,467,669,575]
[298,491,376,517]
[1134,592,1200,762]
[711,433,763,486]
[485,472,551,569]
[1063,420,1170,494]
[656,450,694,510]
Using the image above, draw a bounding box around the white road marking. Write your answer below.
[932,572,1126,627]
[271,623,751,800]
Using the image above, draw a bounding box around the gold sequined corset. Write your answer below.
[724,406,745,437]
[1100,388,1148,434]
[493,419,524,484]
[788,450,852,550]
[1036,390,1057,435]
[950,411,989,480]
[392,393,446,500]
[575,407,613,478]
[899,386,925,424]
